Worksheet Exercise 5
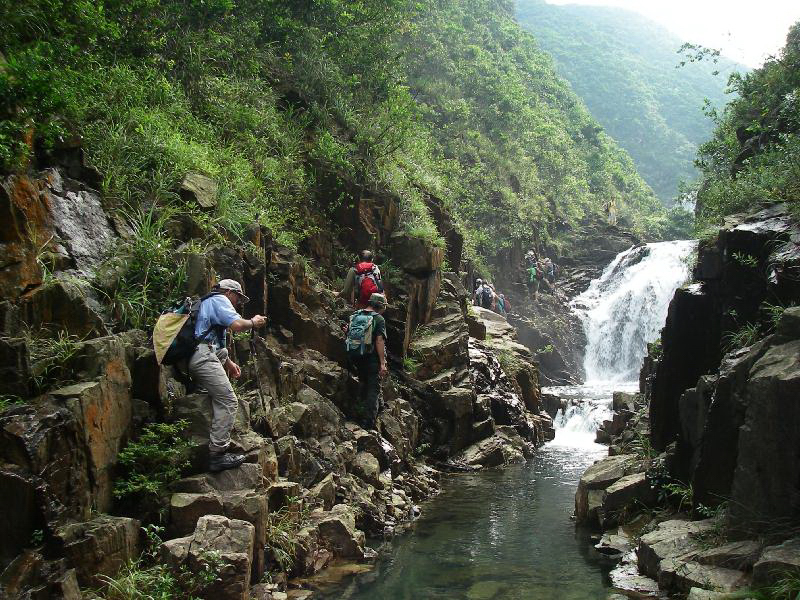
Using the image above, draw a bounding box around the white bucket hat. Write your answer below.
[216,279,250,304]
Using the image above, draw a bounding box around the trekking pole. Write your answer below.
[249,327,269,421]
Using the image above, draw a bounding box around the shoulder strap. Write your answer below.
[194,291,225,342]
[200,290,224,301]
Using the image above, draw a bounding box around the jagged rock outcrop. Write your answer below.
[0,162,552,596]
[162,514,256,600]
[509,293,585,386]
[645,206,800,536]
[650,205,800,454]
[574,454,646,527]
[635,519,756,595]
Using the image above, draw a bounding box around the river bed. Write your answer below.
[313,240,695,599]
[316,385,627,600]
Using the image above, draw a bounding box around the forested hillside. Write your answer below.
[693,22,800,225]
[516,0,740,204]
[403,0,669,258]
[1,0,674,308]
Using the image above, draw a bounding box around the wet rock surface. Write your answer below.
[572,206,800,600]
[0,164,554,596]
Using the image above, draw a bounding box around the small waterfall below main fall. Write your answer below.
[549,240,697,443]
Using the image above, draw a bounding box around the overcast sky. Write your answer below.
[545,0,800,67]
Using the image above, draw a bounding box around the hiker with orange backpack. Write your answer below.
[338,250,386,308]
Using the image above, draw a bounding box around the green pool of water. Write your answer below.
[316,436,613,600]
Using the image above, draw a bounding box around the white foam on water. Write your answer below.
[572,240,697,384]
[548,240,696,447]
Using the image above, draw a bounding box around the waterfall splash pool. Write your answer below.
[314,412,614,600]
[314,241,695,599]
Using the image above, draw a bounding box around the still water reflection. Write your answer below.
[316,393,615,600]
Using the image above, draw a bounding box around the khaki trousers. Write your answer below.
[187,344,238,453]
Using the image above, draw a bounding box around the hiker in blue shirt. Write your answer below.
[187,279,267,472]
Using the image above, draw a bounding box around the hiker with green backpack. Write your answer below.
[344,293,389,430]
[153,279,266,472]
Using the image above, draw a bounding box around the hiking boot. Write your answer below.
[209,452,246,472]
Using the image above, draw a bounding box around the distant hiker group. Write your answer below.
[472,278,511,316]
[524,250,557,299]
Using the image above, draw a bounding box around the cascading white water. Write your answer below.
[548,240,697,446]
[572,240,698,384]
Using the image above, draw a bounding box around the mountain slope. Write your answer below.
[404,0,669,260]
[516,0,741,203]
[0,0,671,304]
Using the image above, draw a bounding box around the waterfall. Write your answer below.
[572,240,697,385]
[548,240,697,445]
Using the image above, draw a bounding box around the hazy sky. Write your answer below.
[545,0,800,67]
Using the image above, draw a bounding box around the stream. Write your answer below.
[315,241,696,600]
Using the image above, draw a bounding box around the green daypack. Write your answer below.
[345,310,375,356]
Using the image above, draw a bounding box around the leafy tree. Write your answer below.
[693,22,800,224]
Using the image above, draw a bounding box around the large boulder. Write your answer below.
[162,515,255,600]
[695,540,762,571]
[0,551,83,600]
[0,403,93,567]
[389,233,444,277]
[1,168,117,300]
[310,504,365,560]
[753,537,800,587]
[452,427,530,468]
[180,173,218,209]
[574,454,637,525]
[292,386,343,437]
[658,559,750,594]
[351,452,382,488]
[377,398,419,461]
[310,473,336,511]
[636,519,715,580]
[19,279,108,338]
[597,473,654,529]
[275,436,324,488]
[54,515,140,588]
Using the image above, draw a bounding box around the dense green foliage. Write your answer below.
[406,0,672,257]
[114,420,194,504]
[1,0,673,287]
[516,0,739,204]
[694,23,800,225]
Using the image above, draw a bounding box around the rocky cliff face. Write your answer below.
[647,206,800,537]
[489,217,641,386]
[0,161,552,598]
[569,205,800,599]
